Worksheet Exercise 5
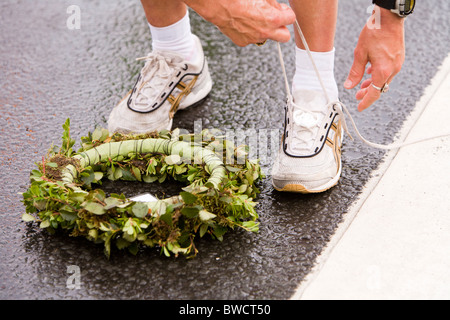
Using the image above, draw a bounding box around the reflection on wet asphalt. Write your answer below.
[0,0,449,299]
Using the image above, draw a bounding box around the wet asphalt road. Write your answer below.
[0,0,449,300]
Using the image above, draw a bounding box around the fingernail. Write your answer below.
[344,79,352,89]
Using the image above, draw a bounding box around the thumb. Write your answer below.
[344,52,368,90]
[277,3,296,25]
[279,3,292,11]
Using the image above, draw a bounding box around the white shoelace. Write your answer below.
[133,52,186,108]
[290,105,324,153]
[278,20,450,150]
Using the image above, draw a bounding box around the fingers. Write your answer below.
[344,49,368,90]
[225,2,295,46]
[263,3,296,43]
[355,77,376,100]
[346,50,401,111]
[357,84,382,112]
[357,58,403,110]
[269,26,292,43]
[356,68,394,112]
[355,79,372,101]
[361,78,373,89]
[278,3,297,25]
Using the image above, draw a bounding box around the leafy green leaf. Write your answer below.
[175,165,187,175]
[242,221,259,232]
[143,175,158,183]
[22,213,36,222]
[131,166,141,181]
[104,197,121,210]
[121,168,136,182]
[33,200,47,211]
[160,211,173,227]
[46,162,58,168]
[69,191,88,202]
[147,201,167,217]
[199,210,216,222]
[83,201,106,215]
[146,159,157,175]
[40,220,51,228]
[60,211,78,222]
[180,191,198,205]
[239,184,248,193]
[212,226,227,241]
[91,129,101,142]
[81,171,95,186]
[226,166,242,173]
[88,229,98,240]
[199,224,209,238]
[165,155,181,165]
[219,196,233,204]
[181,205,201,218]
[128,242,139,255]
[94,172,104,182]
[163,246,170,257]
[116,237,131,250]
[113,167,123,180]
[131,202,148,218]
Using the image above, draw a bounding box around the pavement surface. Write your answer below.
[0,0,449,300]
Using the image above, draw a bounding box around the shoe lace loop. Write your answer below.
[133,52,186,107]
[287,101,322,152]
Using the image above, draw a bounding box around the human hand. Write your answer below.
[344,6,405,112]
[184,0,296,47]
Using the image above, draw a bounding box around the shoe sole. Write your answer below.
[272,123,344,194]
[272,180,338,194]
[272,161,342,194]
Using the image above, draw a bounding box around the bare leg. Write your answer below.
[289,0,338,52]
[140,0,200,61]
[288,0,339,100]
[140,0,187,27]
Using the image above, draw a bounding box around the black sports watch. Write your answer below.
[372,0,415,18]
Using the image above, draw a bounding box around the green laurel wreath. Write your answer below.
[21,119,264,258]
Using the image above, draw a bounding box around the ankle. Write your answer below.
[148,11,199,61]
[292,47,339,102]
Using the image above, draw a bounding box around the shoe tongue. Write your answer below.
[292,89,328,113]
[293,109,317,128]
[152,50,185,63]
[286,90,328,155]
[132,52,183,111]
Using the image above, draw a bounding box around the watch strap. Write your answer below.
[372,0,396,10]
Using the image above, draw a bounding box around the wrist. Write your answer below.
[372,0,415,18]
[377,6,405,26]
[183,0,222,25]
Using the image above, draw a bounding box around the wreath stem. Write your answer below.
[62,139,226,190]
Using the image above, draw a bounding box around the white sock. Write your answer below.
[148,10,198,61]
[292,47,339,102]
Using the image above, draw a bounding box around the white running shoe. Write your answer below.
[271,89,343,193]
[108,35,212,134]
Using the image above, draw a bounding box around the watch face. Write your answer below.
[403,0,415,15]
